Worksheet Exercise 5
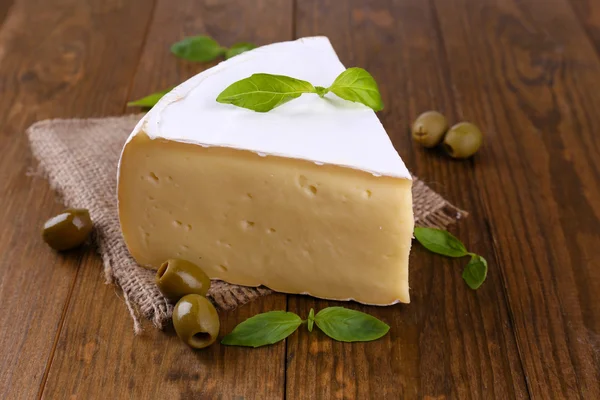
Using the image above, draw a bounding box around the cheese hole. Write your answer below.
[180,244,189,250]
[173,220,182,227]
[167,176,173,182]
[246,193,253,199]
[268,228,276,234]
[185,224,192,231]
[148,172,159,182]
[148,196,154,201]
[218,264,228,272]
[298,175,317,196]
[241,220,255,230]
[364,190,372,199]
[298,175,308,187]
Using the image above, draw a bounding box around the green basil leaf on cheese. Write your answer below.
[315,86,329,98]
[314,307,389,342]
[307,308,315,332]
[462,254,488,289]
[328,67,384,111]
[216,73,317,112]
[225,42,257,59]
[221,311,302,347]
[171,36,226,62]
[127,89,172,108]
[413,227,469,257]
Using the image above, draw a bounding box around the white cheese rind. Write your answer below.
[124,36,411,180]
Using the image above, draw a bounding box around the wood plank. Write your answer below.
[286,1,528,399]
[41,1,293,398]
[431,0,600,397]
[0,0,154,398]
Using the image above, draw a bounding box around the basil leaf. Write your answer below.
[414,227,469,257]
[307,308,315,332]
[216,73,316,112]
[127,88,172,108]
[171,36,226,62]
[225,42,256,59]
[221,311,302,347]
[462,255,488,289]
[328,67,383,111]
[314,307,389,342]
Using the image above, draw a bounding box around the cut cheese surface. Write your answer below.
[118,36,414,305]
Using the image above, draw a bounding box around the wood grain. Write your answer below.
[286,1,528,399]
[431,0,600,397]
[0,0,154,399]
[40,1,293,399]
[2,0,599,398]
[569,0,600,58]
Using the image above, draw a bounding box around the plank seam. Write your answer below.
[291,0,297,40]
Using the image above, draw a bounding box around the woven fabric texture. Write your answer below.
[27,115,466,333]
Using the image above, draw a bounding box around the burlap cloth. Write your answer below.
[27,114,466,333]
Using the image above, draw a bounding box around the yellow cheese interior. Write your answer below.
[118,133,413,304]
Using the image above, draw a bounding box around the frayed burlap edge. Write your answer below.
[27,115,466,334]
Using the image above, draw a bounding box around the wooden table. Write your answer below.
[1,0,599,398]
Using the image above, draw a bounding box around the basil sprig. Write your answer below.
[216,67,383,112]
[414,227,488,289]
[221,306,389,348]
[127,88,172,109]
[171,35,256,62]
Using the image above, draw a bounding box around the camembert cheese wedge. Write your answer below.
[118,37,413,304]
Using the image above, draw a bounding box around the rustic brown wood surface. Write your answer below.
[0,0,598,399]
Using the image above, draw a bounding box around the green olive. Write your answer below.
[412,111,449,148]
[156,259,211,302]
[443,122,483,159]
[173,294,220,349]
[42,208,93,251]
